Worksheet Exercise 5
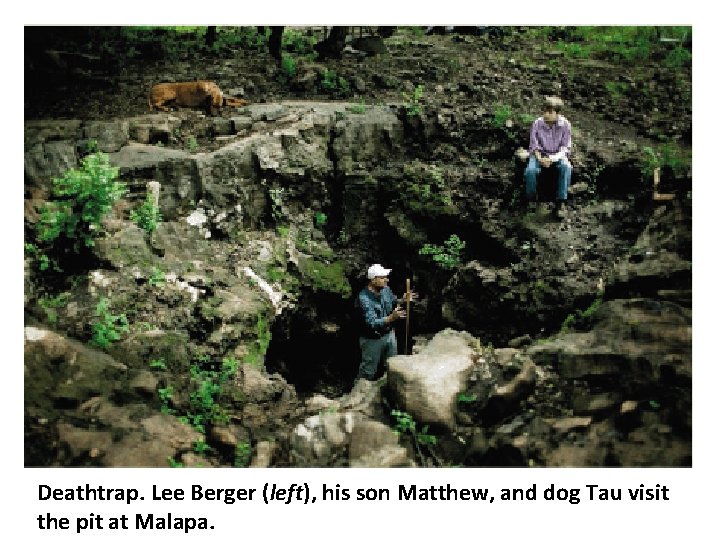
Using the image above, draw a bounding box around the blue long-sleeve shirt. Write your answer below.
[356,286,398,337]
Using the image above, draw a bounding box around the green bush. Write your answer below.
[36,151,126,270]
[38,292,71,325]
[314,211,327,227]
[419,234,465,270]
[400,161,454,217]
[234,442,252,467]
[279,54,297,83]
[561,296,603,332]
[348,102,367,114]
[148,267,166,286]
[131,192,162,233]
[282,28,316,55]
[403,84,424,116]
[640,143,691,178]
[180,355,238,433]
[319,69,352,97]
[533,26,691,67]
[243,314,272,366]
[91,297,129,350]
[233,27,268,51]
[392,410,437,466]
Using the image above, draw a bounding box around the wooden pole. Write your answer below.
[405,278,411,354]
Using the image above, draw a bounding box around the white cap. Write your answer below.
[367,264,392,279]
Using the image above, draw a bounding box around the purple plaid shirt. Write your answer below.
[528,115,572,159]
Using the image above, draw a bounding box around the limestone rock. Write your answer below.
[102,414,199,467]
[291,412,359,465]
[25,327,128,411]
[24,141,78,187]
[83,120,130,152]
[129,370,159,398]
[238,363,283,403]
[93,224,156,269]
[552,417,592,434]
[348,419,399,460]
[305,394,338,415]
[350,446,410,467]
[387,328,476,429]
[527,299,691,382]
[250,441,276,467]
[56,421,113,461]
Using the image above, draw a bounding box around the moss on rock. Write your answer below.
[297,257,352,298]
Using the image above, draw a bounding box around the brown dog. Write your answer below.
[148,81,249,115]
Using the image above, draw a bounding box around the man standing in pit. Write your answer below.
[354,264,417,382]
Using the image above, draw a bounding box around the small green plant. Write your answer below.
[338,77,351,96]
[243,314,271,366]
[167,456,183,468]
[555,41,591,58]
[314,211,328,227]
[319,69,351,97]
[561,295,604,332]
[457,393,477,403]
[180,354,239,433]
[25,242,56,272]
[91,297,129,350]
[158,385,175,415]
[665,46,691,68]
[277,225,290,238]
[149,358,167,370]
[137,321,158,331]
[640,143,690,179]
[403,84,424,116]
[186,136,198,152]
[38,292,71,325]
[194,439,211,455]
[130,192,162,234]
[268,186,286,223]
[234,442,252,467]
[605,81,630,103]
[493,104,513,128]
[234,27,268,51]
[267,266,285,282]
[158,386,173,401]
[349,102,367,114]
[35,150,126,270]
[279,54,297,84]
[392,410,437,467]
[282,28,316,55]
[419,234,466,270]
[148,267,166,287]
[320,69,337,92]
[519,113,535,125]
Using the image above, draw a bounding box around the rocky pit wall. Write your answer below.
[24,100,691,466]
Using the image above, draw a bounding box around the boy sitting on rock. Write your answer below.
[523,96,573,219]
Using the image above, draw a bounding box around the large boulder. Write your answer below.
[83,120,130,153]
[348,419,410,468]
[24,327,128,412]
[24,140,78,187]
[386,329,477,429]
[290,411,360,466]
[290,411,411,467]
[527,298,691,384]
[332,105,404,174]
